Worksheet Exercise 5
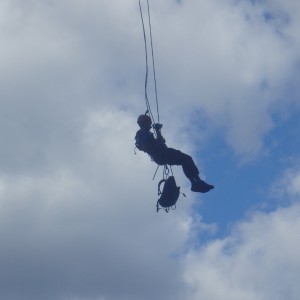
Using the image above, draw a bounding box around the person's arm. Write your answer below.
[136,130,156,148]
[153,124,166,144]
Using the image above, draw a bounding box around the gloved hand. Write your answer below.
[158,136,166,145]
[153,123,163,130]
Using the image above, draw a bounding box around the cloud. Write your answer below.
[147,0,300,159]
[183,205,300,300]
[1,0,300,167]
[182,166,300,300]
[0,0,300,299]
[271,163,300,201]
[0,2,200,298]
[0,108,198,300]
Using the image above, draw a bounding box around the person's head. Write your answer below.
[137,114,152,130]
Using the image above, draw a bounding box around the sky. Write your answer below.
[0,0,300,299]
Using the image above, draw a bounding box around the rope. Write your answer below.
[138,0,152,122]
[146,0,160,124]
[139,1,172,184]
[138,0,160,125]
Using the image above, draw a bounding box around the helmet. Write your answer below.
[137,114,152,126]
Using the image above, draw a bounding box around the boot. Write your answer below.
[190,176,214,193]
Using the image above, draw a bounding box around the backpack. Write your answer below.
[157,176,180,212]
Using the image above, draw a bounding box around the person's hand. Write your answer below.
[153,123,163,130]
[158,136,166,144]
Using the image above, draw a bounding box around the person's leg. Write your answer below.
[164,148,199,179]
[164,148,214,193]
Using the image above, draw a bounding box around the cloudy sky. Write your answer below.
[1,0,300,299]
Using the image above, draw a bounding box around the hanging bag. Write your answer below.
[157,176,180,212]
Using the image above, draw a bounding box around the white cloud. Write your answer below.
[183,203,300,300]
[148,0,300,159]
[271,164,300,201]
[2,0,299,161]
[182,166,300,300]
[0,109,197,300]
[1,0,300,299]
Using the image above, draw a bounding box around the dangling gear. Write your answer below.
[157,176,180,212]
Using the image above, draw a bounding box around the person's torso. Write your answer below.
[135,129,165,158]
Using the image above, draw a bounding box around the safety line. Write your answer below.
[138,0,160,125]
[146,0,160,124]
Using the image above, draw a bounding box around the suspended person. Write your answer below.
[135,114,214,193]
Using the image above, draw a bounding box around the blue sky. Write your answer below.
[198,109,300,237]
[0,0,300,300]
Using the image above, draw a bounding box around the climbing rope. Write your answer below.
[138,0,160,125]
[138,0,173,186]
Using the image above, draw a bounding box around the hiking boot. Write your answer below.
[191,180,214,193]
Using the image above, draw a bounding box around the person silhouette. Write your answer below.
[135,114,214,193]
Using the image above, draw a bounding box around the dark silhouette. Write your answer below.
[135,114,214,193]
